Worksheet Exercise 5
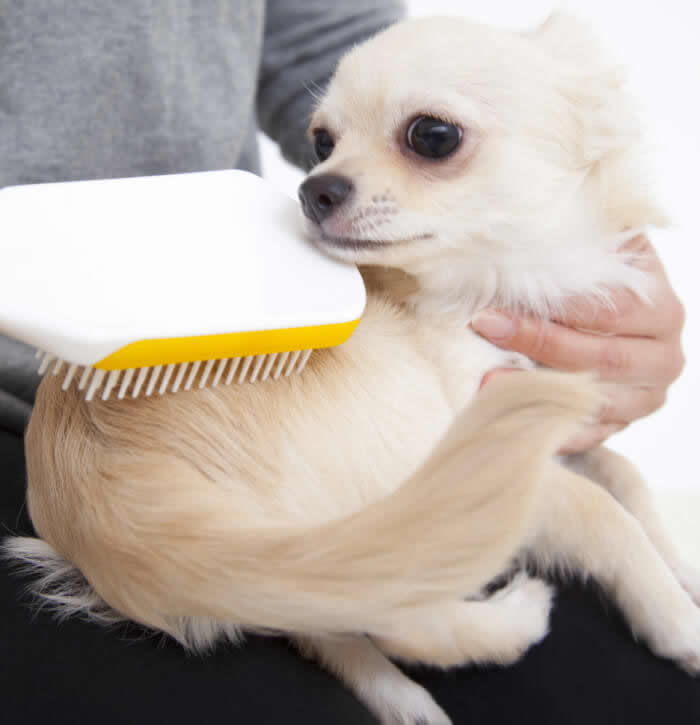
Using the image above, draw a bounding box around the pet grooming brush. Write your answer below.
[0,170,366,401]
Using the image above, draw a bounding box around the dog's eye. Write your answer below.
[407,117,462,159]
[313,129,335,162]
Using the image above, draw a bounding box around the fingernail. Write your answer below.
[472,311,516,342]
[479,368,520,389]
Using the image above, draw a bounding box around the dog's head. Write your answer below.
[299,14,666,317]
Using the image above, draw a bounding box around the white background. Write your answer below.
[259,1,700,501]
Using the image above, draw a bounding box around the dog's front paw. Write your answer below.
[643,604,700,675]
[669,561,700,608]
[375,681,452,725]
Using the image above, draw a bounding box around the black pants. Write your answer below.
[2,426,699,724]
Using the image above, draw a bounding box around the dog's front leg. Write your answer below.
[293,633,452,725]
[531,463,700,674]
[565,446,700,604]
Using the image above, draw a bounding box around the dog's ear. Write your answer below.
[529,13,668,229]
[530,12,606,66]
[528,12,631,166]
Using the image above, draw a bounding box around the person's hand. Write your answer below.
[472,236,685,454]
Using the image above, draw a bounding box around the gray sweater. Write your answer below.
[0,0,404,431]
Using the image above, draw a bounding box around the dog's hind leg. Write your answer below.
[370,572,553,669]
[566,446,700,604]
[294,634,452,725]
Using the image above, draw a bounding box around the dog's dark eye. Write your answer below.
[406,117,462,159]
[313,129,335,162]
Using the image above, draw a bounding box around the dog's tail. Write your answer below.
[6,371,600,647]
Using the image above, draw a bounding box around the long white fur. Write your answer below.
[5,13,699,725]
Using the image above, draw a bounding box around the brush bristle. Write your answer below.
[34,350,313,401]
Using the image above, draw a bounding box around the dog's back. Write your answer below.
[12,291,598,647]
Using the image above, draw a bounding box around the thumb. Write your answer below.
[472,309,576,369]
[471,310,518,346]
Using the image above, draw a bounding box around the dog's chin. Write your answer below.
[319,233,390,252]
[311,229,433,266]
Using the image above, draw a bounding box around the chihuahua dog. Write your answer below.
[7,13,699,725]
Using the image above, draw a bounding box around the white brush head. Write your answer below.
[0,170,366,369]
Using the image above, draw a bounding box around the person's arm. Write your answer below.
[257,0,405,170]
[474,235,686,453]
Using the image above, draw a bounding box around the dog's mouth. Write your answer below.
[317,235,392,251]
[315,231,433,251]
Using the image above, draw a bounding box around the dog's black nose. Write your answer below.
[298,174,354,224]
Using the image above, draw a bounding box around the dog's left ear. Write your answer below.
[529,12,630,167]
[529,12,606,67]
[528,12,668,229]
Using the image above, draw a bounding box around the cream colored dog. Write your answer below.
[6,13,700,725]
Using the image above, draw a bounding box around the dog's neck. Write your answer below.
[360,266,420,304]
[360,228,651,327]
[360,261,568,325]
[360,265,496,325]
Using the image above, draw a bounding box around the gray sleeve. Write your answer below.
[257,0,405,170]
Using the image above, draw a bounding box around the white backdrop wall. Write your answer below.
[259,0,700,494]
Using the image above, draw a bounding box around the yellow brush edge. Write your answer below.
[94,319,361,371]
